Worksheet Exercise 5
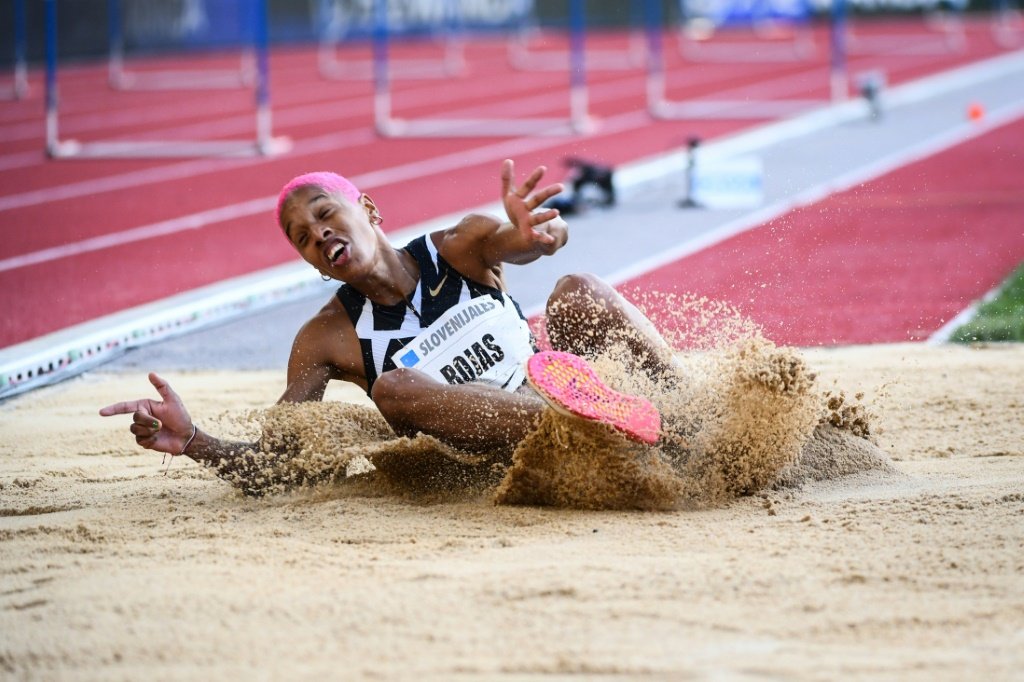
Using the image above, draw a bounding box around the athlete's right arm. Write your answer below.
[99,304,360,467]
[98,371,244,466]
[279,303,365,403]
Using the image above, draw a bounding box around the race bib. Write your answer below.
[389,295,533,391]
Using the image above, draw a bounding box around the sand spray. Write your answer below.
[205,292,892,508]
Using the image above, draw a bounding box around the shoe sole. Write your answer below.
[526,351,661,445]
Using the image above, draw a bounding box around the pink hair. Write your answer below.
[276,171,361,227]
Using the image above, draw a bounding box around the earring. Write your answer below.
[370,212,383,226]
[320,272,332,282]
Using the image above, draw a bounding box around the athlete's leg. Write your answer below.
[545,273,678,378]
[371,368,545,455]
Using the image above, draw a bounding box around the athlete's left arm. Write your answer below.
[481,159,568,266]
[437,160,568,286]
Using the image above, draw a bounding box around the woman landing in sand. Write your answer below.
[101,160,679,467]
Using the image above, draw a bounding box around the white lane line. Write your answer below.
[0,127,376,213]
[0,196,276,274]
[0,149,46,173]
[600,98,1024,291]
[0,109,648,274]
[926,272,1018,344]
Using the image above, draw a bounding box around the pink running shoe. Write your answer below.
[526,351,661,445]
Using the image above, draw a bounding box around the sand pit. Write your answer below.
[2,343,1023,679]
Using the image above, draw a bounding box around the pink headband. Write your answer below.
[276,172,361,227]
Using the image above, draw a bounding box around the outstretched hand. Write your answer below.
[99,372,194,456]
[501,159,564,245]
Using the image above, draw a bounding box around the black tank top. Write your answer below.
[335,234,533,394]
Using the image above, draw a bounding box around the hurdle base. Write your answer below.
[111,69,256,91]
[48,136,292,159]
[376,116,598,138]
[650,98,825,120]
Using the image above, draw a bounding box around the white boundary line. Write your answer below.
[0,263,334,399]
[927,269,1020,344]
[3,51,1024,399]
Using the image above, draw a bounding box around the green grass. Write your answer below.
[951,262,1024,343]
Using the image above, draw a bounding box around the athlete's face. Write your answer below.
[279,184,380,280]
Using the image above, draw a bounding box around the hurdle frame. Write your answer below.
[1,0,29,100]
[318,0,465,80]
[993,0,1024,47]
[107,0,255,90]
[676,0,817,62]
[507,0,646,72]
[374,0,594,138]
[45,0,289,159]
[646,0,848,121]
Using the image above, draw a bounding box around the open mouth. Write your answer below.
[326,241,347,266]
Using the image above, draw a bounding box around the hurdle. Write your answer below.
[107,0,255,90]
[1,0,29,100]
[993,0,1024,47]
[318,0,465,80]
[508,0,646,71]
[375,0,594,137]
[45,0,289,159]
[676,0,817,62]
[646,0,847,121]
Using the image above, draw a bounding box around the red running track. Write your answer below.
[623,115,1024,346]
[0,20,1016,347]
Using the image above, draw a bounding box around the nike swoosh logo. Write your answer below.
[428,273,448,298]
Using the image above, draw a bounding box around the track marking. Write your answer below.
[4,49,1022,269]
[599,98,1024,292]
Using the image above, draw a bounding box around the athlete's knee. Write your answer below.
[548,272,621,315]
[552,272,600,297]
[549,273,609,308]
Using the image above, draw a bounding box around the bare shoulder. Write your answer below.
[293,297,347,347]
[435,214,504,286]
[289,297,364,384]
